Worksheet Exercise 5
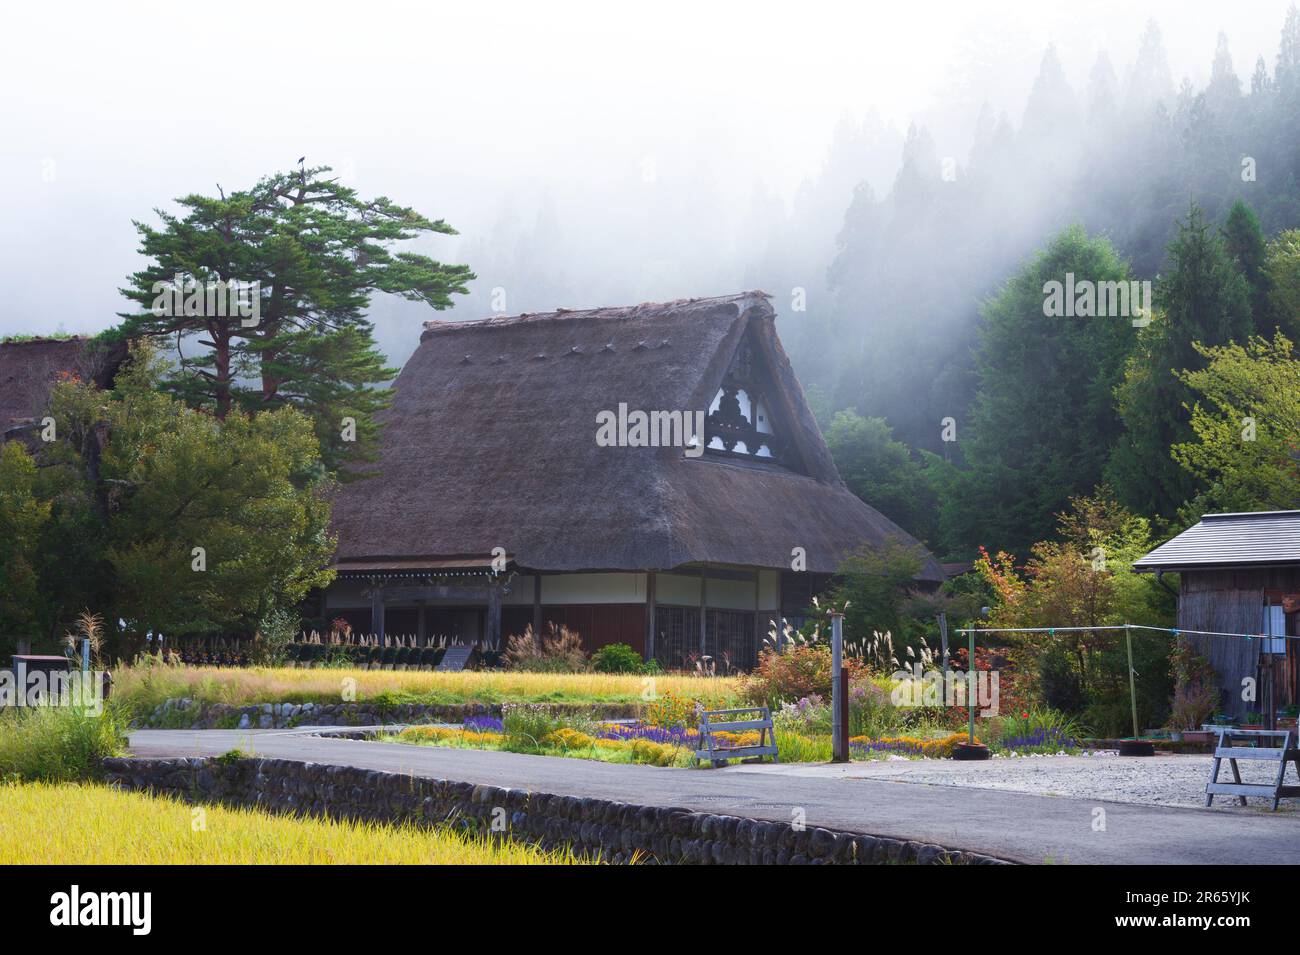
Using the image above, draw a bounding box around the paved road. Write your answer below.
[128,728,1300,864]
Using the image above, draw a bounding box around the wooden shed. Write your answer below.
[0,335,126,441]
[1135,511,1300,719]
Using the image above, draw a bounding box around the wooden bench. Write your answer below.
[694,706,779,766]
[1204,726,1300,811]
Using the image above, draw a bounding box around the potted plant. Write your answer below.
[1242,710,1265,730]
[1170,644,1219,746]
[1278,705,1298,730]
[1169,666,1219,745]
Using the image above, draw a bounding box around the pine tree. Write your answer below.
[1251,56,1273,96]
[1276,3,1300,93]
[1205,31,1242,112]
[1125,20,1175,116]
[1022,45,1080,141]
[1266,230,1300,341]
[117,164,474,471]
[1221,200,1273,332]
[945,226,1137,557]
[1106,205,1253,520]
[1085,52,1120,126]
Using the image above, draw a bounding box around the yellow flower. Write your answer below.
[545,727,597,749]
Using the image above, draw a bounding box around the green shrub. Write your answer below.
[1037,648,1086,714]
[249,608,297,670]
[214,748,249,766]
[774,732,832,763]
[988,706,1080,753]
[773,695,832,736]
[591,643,644,674]
[0,704,128,783]
[849,677,906,738]
[500,704,593,751]
[738,645,867,708]
[1168,644,1219,732]
[643,692,699,729]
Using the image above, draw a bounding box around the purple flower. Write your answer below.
[1003,728,1075,751]
[593,722,695,745]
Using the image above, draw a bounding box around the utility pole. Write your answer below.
[831,611,848,762]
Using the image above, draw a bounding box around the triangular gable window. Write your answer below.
[705,332,792,467]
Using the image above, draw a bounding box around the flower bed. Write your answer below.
[371,687,1083,766]
[392,719,699,767]
[388,708,980,767]
[850,733,972,759]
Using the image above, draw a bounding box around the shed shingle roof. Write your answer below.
[1134,511,1300,571]
[330,292,944,580]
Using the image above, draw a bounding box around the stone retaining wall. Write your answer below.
[144,699,641,730]
[102,756,1011,866]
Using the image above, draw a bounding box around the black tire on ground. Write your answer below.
[952,742,991,761]
[1118,739,1156,757]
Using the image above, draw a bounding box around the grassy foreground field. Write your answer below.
[0,782,587,864]
[115,665,741,714]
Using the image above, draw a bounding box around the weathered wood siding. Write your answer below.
[1179,569,1300,717]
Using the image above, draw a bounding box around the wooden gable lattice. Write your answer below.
[704,330,795,467]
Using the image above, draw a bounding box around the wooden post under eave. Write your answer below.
[699,565,708,658]
[370,585,386,640]
[646,571,657,664]
[532,573,542,636]
[487,583,502,651]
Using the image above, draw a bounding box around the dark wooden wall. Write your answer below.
[780,571,832,620]
[1179,568,1300,717]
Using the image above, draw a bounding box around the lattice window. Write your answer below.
[652,606,758,672]
[652,606,700,670]
[706,609,758,671]
[705,333,787,464]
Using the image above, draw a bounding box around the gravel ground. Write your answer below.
[736,751,1300,813]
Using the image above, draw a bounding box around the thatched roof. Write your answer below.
[0,336,126,440]
[331,292,944,581]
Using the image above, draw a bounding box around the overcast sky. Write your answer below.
[1,0,1292,362]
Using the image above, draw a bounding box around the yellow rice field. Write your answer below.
[115,665,741,712]
[0,782,586,865]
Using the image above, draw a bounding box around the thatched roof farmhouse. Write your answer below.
[325,292,944,668]
[0,336,125,442]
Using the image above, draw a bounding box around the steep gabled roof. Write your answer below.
[331,292,944,580]
[1134,510,1300,572]
[0,336,127,440]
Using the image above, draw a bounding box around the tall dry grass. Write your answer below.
[114,665,741,715]
[0,782,588,865]
[0,705,128,782]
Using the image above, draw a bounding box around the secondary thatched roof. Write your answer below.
[0,336,126,440]
[331,292,944,581]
